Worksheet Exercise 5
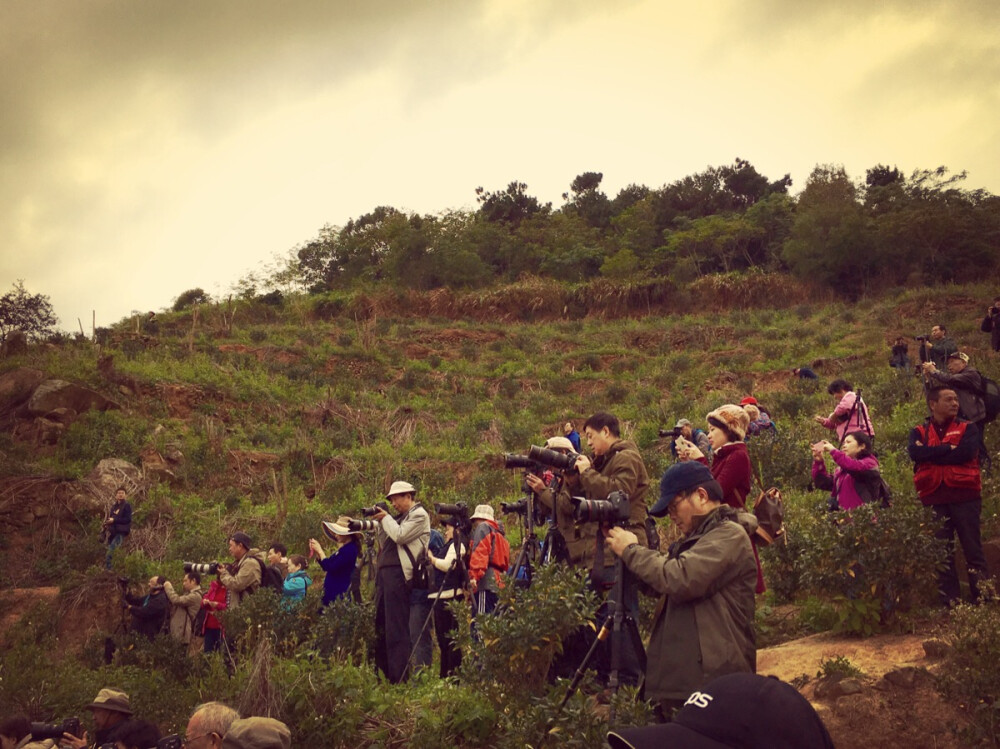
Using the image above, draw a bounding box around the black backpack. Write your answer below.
[981,375,1000,424]
[254,557,285,594]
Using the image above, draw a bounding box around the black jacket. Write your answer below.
[126,589,169,640]
[982,308,1000,352]
[108,500,132,536]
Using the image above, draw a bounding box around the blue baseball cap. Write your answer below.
[649,462,722,518]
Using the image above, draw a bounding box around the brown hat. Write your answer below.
[85,688,133,715]
[221,717,291,749]
[706,404,750,441]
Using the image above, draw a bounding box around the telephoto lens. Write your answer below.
[348,519,380,533]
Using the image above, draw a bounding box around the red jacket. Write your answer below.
[469,519,509,591]
[201,580,228,633]
[699,442,752,510]
[911,419,981,502]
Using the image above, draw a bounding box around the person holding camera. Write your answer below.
[102,487,132,570]
[918,324,957,369]
[426,516,467,678]
[163,571,203,647]
[58,689,134,749]
[981,296,1000,352]
[813,379,875,444]
[200,578,228,654]
[811,431,882,512]
[216,532,266,609]
[668,419,713,463]
[525,436,581,566]
[310,518,362,609]
[101,719,161,749]
[124,577,169,641]
[372,480,430,684]
[468,504,509,623]
[605,462,757,720]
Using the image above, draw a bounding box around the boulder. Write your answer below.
[922,639,952,659]
[44,407,78,424]
[140,447,176,483]
[34,417,65,445]
[87,458,142,502]
[1,330,28,357]
[27,380,120,417]
[0,368,45,412]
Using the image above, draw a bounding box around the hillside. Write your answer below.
[1,273,999,746]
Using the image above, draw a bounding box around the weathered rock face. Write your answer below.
[87,458,142,503]
[1,330,28,357]
[0,368,45,412]
[27,380,120,417]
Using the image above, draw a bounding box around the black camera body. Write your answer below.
[157,734,183,749]
[658,427,684,439]
[184,561,219,575]
[434,502,469,520]
[360,502,390,517]
[31,717,81,741]
[500,498,530,515]
[572,490,631,525]
[914,334,928,341]
[527,444,580,473]
[347,518,381,533]
[503,453,544,473]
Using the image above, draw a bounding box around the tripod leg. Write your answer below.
[558,616,611,710]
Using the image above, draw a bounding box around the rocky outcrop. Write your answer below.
[26,379,120,417]
[86,458,142,505]
[0,367,45,412]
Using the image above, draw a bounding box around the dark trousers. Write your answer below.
[433,597,463,678]
[375,565,411,683]
[409,591,433,670]
[204,628,223,653]
[932,499,989,605]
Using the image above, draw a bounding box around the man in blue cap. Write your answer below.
[605,461,758,720]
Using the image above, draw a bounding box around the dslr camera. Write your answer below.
[502,453,542,473]
[658,427,683,439]
[360,501,390,517]
[500,498,530,515]
[31,718,81,742]
[347,518,381,533]
[184,562,219,575]
[571,490,631,525]
[526,444,580,473]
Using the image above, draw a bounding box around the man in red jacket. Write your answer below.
[907,386,989,607]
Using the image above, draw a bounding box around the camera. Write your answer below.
[347,519,380,533]
[914,334,928,341]
[360,502,390,517]
[527,445,580,472]
[503,453,542,472]
[434,502,469,520]
[571,490,631,525]
[500,498,530,515]
[658,427,683,439]
[183,562,219,575]
[31,717,81,741]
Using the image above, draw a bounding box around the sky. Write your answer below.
[2,0,998,332]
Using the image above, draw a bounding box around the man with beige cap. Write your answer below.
[58,689,132,748]
[220,718,290,749]
[371,480,430,683]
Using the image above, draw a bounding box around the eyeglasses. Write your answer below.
[183,732,217,747]
[667,491,693,518]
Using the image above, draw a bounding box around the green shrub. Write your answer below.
[817,655,864,679]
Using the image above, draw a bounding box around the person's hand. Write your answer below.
[821,440,836,453]
[60,730,88,748]
[922,362,936,373]
[813,415,826,425]
[426,548,435,563]
[604,527,639,557]
[469,578,477,593]
[373,509,388,521]
[525,473,546,495]
[810,443,825,461]
[925,339,933,348]
[574,454,592,473]
[683,441,705,461]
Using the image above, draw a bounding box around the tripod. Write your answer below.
[509,491,542,587]
[352,532,377,603]
[104,578,132,664]
[557,553,646,726]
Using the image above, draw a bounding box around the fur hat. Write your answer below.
[706,404,750,441]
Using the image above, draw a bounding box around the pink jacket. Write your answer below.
[812,451,879,511]
[820,391,874,443]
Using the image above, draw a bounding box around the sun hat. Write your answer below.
[84,688,133,715]
[386,480,416,498]
[469,504,495,522]
[545,436,574,451]
[322,516,361,540]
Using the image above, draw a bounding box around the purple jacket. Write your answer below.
[819,391,874,443]
[812,451,879,511]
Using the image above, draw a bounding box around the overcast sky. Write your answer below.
[2,0,998,332]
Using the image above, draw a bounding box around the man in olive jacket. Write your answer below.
[606,461,757,718]
[164,570,204,645]
[217,532,266,609]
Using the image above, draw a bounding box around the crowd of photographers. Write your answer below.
[31,305,995,747]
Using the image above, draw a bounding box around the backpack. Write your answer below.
[254,557,285,594]
[191,605,208,637]
[850,468,893,508]
[753,487,786,546]
[981,375,1000,423]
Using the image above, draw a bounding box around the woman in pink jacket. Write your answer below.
[812,431,880,512]
[814,379,874,444]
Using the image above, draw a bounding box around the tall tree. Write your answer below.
[0,280,58,343]
[475,182,550,227]
[562,171,612,229]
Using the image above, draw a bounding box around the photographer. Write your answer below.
[605,462,757,719]
[310,517,361,609]
[200,578,228,654]
[102,719,160,749]
[426,516,467,677]
[813,379,875,444]
[102,487,132,570]
[526,436,580,566]
[216,532,266,609]
[468,505,509,621]
[668,419,712,464]
[124,577,169,641]
[918,324,957,369]
[60,689,134,749]
[981,296,1000,352]
[163,571,203,647]
[372,480,430,684]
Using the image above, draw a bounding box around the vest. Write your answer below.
[913,420,981,498]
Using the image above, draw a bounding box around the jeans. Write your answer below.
[105,534,124,570]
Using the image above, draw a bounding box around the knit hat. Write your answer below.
[386,480,416,498]
[470,504,495,522]
[607,673,835,749]
[221,717,291,749]
[706,404,750,441]
[84,688,132,715]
